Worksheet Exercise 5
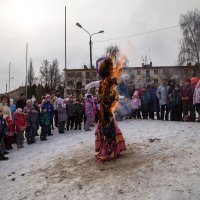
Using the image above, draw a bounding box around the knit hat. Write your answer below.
[191,77,199,85]
[16,108,22,113]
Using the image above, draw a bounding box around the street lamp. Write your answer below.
[6,77,14,93]
[76,22,104,69]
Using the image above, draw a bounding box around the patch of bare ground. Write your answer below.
[31,140,178,199]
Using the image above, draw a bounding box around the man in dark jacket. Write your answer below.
[74,99,84,130]
[0,109,8,160]
[181,78,195,122]
[66,96,75,130]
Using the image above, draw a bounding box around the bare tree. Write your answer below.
[27,58,35,86]
[48,59,61,90]
[40,59,50,88]
[178,9,200,66]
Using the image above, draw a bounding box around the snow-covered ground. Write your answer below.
[1,119,200,200]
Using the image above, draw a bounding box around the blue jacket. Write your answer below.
[42,102,54,119]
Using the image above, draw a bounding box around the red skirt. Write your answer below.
[95,121,126,162]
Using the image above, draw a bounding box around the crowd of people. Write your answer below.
[0,76,200,161]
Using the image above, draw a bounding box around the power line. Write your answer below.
[94,25,179,43]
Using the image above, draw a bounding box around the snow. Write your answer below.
[1,120,200,200]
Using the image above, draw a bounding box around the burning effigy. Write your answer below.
[94,56,126,162]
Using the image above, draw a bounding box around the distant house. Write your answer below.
[64,63,198,96]
[6,86,25,101]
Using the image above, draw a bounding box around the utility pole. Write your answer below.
[9,62,11,92]
[65,6,67,70]
[25,43,28,98]
[64,5,67,97]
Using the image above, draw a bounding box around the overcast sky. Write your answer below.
[0,0,200,93]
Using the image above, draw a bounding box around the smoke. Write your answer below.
[114,96,133,121]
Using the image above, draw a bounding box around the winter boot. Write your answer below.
[0,154,9,160]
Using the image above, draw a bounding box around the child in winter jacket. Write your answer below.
[131,91,141,119]
[57,99,67,133]
[85,94,95,131]
[141,86,151,119]
[0,109,8,160]
[181,78,195,122]
[193,80,200,121]
[39,107,50,141]
[27,106,39,144]
[170,85,182,121]
[4,116,15,150]
[14,108,27,148]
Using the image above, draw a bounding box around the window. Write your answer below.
[162,69,166,74]
[77,72,82,78]
[67,72,71,77]
[92,72,97,78]
[137,70,141,75]
[154,70,158,75]
[146,70,150,77]
[86,72,90,79]
[67,81,73,86]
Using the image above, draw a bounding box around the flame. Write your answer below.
[111,55,126,78]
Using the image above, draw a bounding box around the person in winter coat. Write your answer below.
[23,99,32,114]
[39,107,50,141]
[14,108,27,148]
[16,93,26,110]
[66,96,75,130]
[49,100,55,130]
[42,95,53,135]
[4,116,15,150]
[193,80,200,121]
[156,79,170,120]
[141,86,151,119]
[74,99,84,130]
[181,78,195,122]
[170,85,182,121]
[10,98,16,121]
[85,94,95,131]
[0,109,8,160]
[27,106,39,144]
[0,96,12,119]
[149,81,160,120]
[57,98,67,133]
[131,91,141,119]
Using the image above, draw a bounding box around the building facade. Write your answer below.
[6,86,25,101]
[64,65,197,96]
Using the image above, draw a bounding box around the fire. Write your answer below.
[110,55,127,113]
[111,55,126,78]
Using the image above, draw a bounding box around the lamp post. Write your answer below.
[6,77,14,94]
[76,23,104,69]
